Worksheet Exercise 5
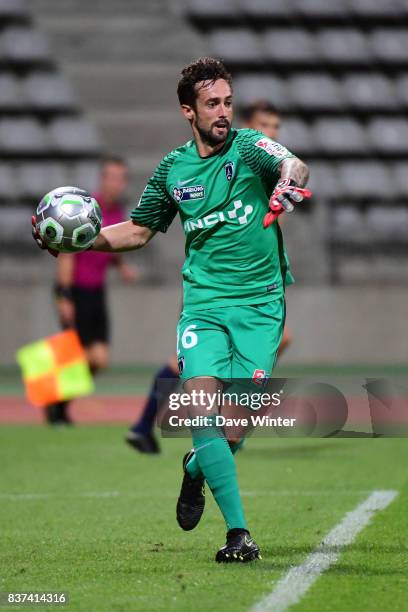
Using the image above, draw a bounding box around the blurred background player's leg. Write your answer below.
[45,286,110,424]
[126,354,179,453]
[278,325,292,356]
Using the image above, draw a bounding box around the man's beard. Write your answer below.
[196,119,231,147]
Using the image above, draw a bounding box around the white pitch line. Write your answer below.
[241,490,373,497]
[0,489,373,502]
[82,491,120,498]
[0,491,120,500]
[0,493,50,500]
[251,490,398,612]
[0,489,378,502]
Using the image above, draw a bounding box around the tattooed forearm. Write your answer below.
[280,157,309,187]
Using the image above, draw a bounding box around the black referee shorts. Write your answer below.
[71,286,109,347]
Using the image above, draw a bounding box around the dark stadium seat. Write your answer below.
[239,0,293,18]
[370,29,408,62]
[367,206,408,239]
[0,0,27,19]
[337,162,394,198]
[263,29,317,64]
[291,0,348,17]
[0,163,18,199]
[395,75,408,107]
[234,75,289,108]
[307,162,341,198]
[0,74,24,109]
[343,74,397,111]
[16,162,71,199]
[0,206,31,244]
[278,118,315,155]
[0,118,49,153]
[189,0,238,18]
[317,29,371,64]
[348,0,401,17]
[333,207,365,236]
[23,73,77,110]
[313,118,368,154]
[1,27,51,62]
[287,74,344,110]
[49,117,101,154]
[400,0,408,16]
[392,162,408,196]
[368,118,408,154]
[208,29,263,63]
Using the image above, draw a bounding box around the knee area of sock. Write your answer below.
[194,437,234,466]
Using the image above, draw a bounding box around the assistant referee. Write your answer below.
[46,157,138,424]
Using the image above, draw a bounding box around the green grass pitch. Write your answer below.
[0,426,407,611]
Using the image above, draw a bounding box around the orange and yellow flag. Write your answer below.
[16,330,94,407]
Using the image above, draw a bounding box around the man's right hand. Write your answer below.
[31,216,59,257]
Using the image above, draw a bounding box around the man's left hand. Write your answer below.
[263,180,312,228]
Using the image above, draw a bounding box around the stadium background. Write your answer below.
[1,3,408,611]
[1,0,408,368]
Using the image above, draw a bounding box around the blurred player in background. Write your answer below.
[240,100,281,140]
[46,157,138,424]
[126,100,290,454]
[126,354,179,453]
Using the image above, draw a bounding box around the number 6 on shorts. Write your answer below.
[178,325,198,353]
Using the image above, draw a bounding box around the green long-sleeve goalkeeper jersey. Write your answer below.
[130,128,295,310]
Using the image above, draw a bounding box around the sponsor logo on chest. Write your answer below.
[183,200,254,233]
[173,184,205,203]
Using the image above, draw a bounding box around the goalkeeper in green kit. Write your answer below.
[33,57,310,563]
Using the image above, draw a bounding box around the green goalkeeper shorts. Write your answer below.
[176,298,285,383]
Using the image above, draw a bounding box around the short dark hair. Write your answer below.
[177,57,233,108]
[101,155,128,168]
[239,100,280,123]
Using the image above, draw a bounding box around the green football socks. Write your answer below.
[187,428,247,531]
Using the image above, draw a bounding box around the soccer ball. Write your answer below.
[35,186,102,253]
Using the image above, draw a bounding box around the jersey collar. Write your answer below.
[194,128,237,159]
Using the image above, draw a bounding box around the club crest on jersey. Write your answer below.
[172,185,205,203]
[224,161,235,181]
